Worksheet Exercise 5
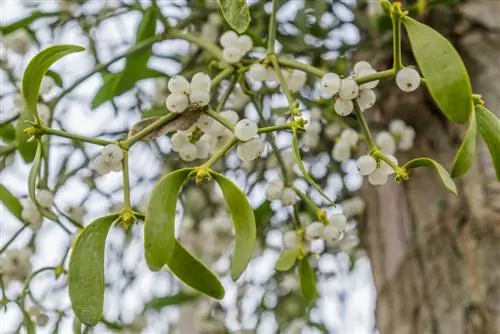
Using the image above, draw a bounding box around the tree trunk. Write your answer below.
[362,2,500,333]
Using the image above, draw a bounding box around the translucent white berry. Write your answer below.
[195,140,211,159]
[389,119,407,136]
[92,155,110,175]
[396,68,421,92]
[332,142,351,162]
[235,119,258,141]
[310,108,322,121]
[306,121,321,134]
[302,132,319,149]
[249,64,268,81]
[353,61,372,76]
[358,68,379,89]
[171,132,190,152]
[305,222,325,240]
[109,161,122,172]
[3,30,31,55]
[266,179,284,201]
[21,201,43,230]
[196,114,214,132]
[189,90,210,106]
[280,187,297,206]
[340,128,359,147]
[368,168,388,186]
[220,110,239,124]
[168,75,190,94]
[36,190,53,209]
[166,93,189,113]
[237,35,253,53]
[222,47,242,63]
[334,99,354,116]
[375,132,396,155]
[357,155,377,175]
[320,72,341,98]
[179,143,198,161]
[329,214,347,232]
[325,123,341,140]
[288,70,307,92]
[237,137,264,161]
[322,225,341,244]
[101,144,123,163]
[380,155,398,175]
[220,31,239,48]
[342,197,365,217]
[283,230,299,249]
[357,89,376,111]
[338,78,359,100]
[190,73,211,92]
[399,127,415,151]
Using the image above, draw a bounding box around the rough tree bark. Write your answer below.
[362,2,500,333]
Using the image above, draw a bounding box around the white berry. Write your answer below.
[380,155,398,175]
[329,214,347,232]
[266,179,284,201]
[249,64,268,81]
[358,68,379,89]
[36,189,53,209]
[190,73,211,92]
[171,132,190,152]
[196,114,214,132]
[220,31,239,48]
[399,127,415,151]
[334,99,353,116]
[389,119,407,136]
[338,78,359,100]
[396,68,421,92]
[305,222,324,240]
[237,137,264,161]
[283,231,299,249]
[341,197,365,217]
[375,132,396,155]
[166,93,189,113]
[222,47,242,63]
[168,75,190,94]
[195,140,211,159]
[280,187,297,206]
[220,110,239,124]
[237,35,253,53]
[320,72,341,98]
[368,168,389,186]
[353,61,372,76]
[332,142,351,162]
[306,121,321,134]
[235,119,258,141]
[179,143,198,161]
[340,128,359,147]
[357,89,376,111]
[101,144,123,163]
[325,123,341,140]
[322,225,341,244]
[357,155,377,175]
[189,90,210,106]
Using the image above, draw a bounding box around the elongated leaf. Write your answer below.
[69,214,118,326]
[292,129,335,206]
[218,0,250,33]
[298,258,317,302]
[451,111,477,178]
[275,249,298,271]
[146,292,200,310]
[22,44,84,117]
[144,168,193,271]
[92,68,164,109]
[45,70,64,87]
[212,172,256,280]
[403,157,457,195]
[0,184,23,220]
[0,11,53,35]
[27,141,58,220]
[403,17,473,123]
[0,123,16,142]
[15,106,37,163]
[166,241,225,300]
[475,105,500,180]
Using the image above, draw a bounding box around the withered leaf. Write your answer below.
[128,105,206,140]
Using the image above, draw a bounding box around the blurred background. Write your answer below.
[1,0,499,333]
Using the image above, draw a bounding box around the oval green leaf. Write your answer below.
[403,17,473,123]
[403,157,457,195]
[217,0,250,33]
[68,214,118,326]
[146,291,200,310]
[0,123,16,142]
[298,257,317,303]
[451,111,477,178]
[211,171,256,280]
[275,249,298,272]
[166,241,225,300]
[475,105,500,180]
[0,184,23,221]
[144,168,193,271]
[22,44,84,118]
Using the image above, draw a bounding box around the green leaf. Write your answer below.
[403,17,473,123]
[22,44,84,117]
[292,129,335,206]
[0,123,16,142]
[144,168,193,271]
[91,68,164,109]
[45,70,64,87]
[166,241,225,300]
[15,106,37,163]
[0,11,48,35]
[217,0,250,33]
[27,141,58,220]
[212,171,256,280]
[146,292,200,310]
[475,105,500,180]
[68,214,118,326]
[253,200,272,231]
[403,157,457,195]
[298,257,317,302]
[0,184,23,220]
[451,111,477,178]
[142,106,168,119]
[275,249,298,271]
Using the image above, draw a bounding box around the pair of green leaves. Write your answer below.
[144,168,256,299]
[92,7,160,108]
[217,0,250,33]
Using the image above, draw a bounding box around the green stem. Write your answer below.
[353,100,376,150]
[122,150,131,210]
[277,57,325,77]
[204,109,235,132]
[168,29,223,60]
[292,186,318,217]
[121,113,176,148]
[211,67,234,87]
[40,126,115,146]
[0,225,28,255]
[267,0,279,54]
[216,76,237,113]
[269,55,295,110]
[258,123,292,134]
[355,69,395,85]
[203,136,237,168]
[373,150,399,171]
[391,3,404,71]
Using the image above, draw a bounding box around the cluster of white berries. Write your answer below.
[266,179,297,205]
[166,73,211,113]
[0,249,32,284]
[332,128,359,162]
[219,31,253,64]
[248,63,307,92]
[357,154,398,186]
[2,29,31,55]
[395,67,421,92]
[389,119,416,151]
[320,61,378,116]
[21,189,53,230]
[92,144,123,175]
[235,119,265,161]
[27,305,50,327]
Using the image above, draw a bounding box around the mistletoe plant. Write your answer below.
[1,0,500,330]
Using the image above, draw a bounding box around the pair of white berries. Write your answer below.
[93,144,123,175]
[234,118,265,161]
[220,31,253,64]
[248,64,307,93]
[283,214,347,249]
[0,249,32,284]
[21,190,54,230]
[165,73,212,114]
[332,128,359,162]
[357,154,398,186]
[266,179,297,205]
[341,196,366,217]
[389,119,416,151]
